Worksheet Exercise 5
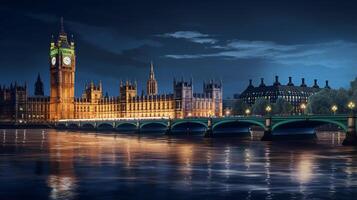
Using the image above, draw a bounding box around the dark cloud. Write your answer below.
[1,0,357,97]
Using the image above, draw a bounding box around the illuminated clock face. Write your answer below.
[51,57,56,65]
[63,56,71,65]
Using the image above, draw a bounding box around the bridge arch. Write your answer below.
[82,123,95,129]
[212,119,265,130]
[97,123,114,130]
[116,122,138,130]
[140,122,168,129]
[171,121,208,133]
[272,119,347,132]
[68,123,79,129]
[57,123,67,129]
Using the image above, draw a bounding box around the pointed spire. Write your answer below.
[60,16,65,34]
[90,80,94,88]
[149,61,155,79]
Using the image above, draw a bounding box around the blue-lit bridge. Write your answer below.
[55,114,357,145]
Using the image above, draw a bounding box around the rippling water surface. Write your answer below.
[1,129,357,200]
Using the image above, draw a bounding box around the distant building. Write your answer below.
[0,19,223,124]
[223,98,236,115]
[238,76,331,113]
[0,83,28,123]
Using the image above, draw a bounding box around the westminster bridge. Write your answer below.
[55,114,357,145]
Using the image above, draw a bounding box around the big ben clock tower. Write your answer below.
[49,17,76,120]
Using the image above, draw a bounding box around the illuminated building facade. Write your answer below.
[0,19,222,124]
[238,76,330,113]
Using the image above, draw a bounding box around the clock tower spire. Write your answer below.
[49,17,76,120]
[60,16,65,35]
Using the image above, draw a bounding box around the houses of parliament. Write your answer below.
[0,20,223,124]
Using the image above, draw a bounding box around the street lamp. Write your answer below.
[265,105,272,116]
[225,109,231,116]
[300,103,306,115]
[245,108,251,116]
[331,105,338,115]
[348,101,355,114]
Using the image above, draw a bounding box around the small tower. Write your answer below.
[83,81,102,103]
[204,79,223,117]
[173,78,193,118]
[146,61,158,95]
[35,73,44,96]
[120,80,137,100]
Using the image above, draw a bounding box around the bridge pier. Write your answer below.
[136,121,140,134]
[204,118,213,137]
[165,119,172,135]
[261,117,272,141]
[343,115,357,145]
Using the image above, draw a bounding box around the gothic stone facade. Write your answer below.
[0,20,222,124]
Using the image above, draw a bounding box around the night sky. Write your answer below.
[1,0,357,97]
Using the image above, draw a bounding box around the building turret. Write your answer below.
[120,80,137,100]
[300,78,307,87]
[34,73,44,96]
[287,76,294,86]
[273,76,281,86]
[325,80,331,89]
[70,34,75,49]
[259,78,266,87]
[313,79,319,89]
[82,81,102,103]
[247,79,254,89]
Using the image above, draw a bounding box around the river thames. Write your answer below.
[1,129,357,200]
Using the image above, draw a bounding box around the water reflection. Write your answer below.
[0,130,357,199]
[296,154,314,184]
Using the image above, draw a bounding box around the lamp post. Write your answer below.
[225,109,231,117]
[300,103,306,115]
[265,105,272,116]
[262,105,272,141]
[187,112,192,118]
[245,108,251,116]
[331,105,338,115]
[348,101,355,115]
